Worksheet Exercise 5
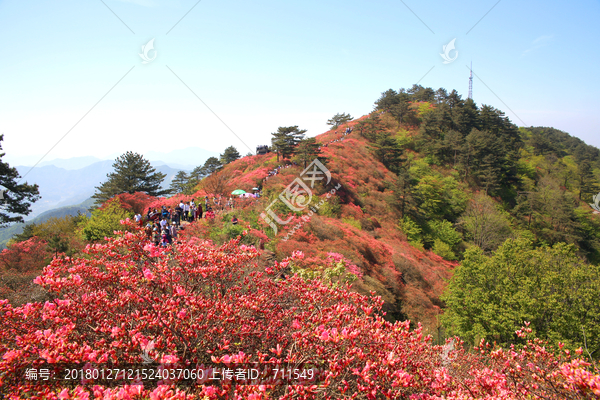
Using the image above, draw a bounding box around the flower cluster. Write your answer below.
[0,220,598,399]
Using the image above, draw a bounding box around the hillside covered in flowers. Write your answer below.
[1,84,599,398]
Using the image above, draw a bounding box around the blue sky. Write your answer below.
[1,0,599,167]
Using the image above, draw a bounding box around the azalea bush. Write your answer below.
[0,237,51,306]
[0,220,598,399]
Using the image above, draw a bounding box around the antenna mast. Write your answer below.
[468,62,473,100]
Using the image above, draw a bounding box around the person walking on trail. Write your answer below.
[183,202,190,222]
[170,222,178,242]
[145,222,153,240]
[160,229,169,247]
[174,205,182,226]
[152,228,160,246]
[189,200,195,221]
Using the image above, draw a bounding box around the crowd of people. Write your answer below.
[263,161,298,182]
[132,125,356,248]
[136,196,241,247]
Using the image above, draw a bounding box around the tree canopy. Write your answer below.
[220,146,241,165]
[442,237,600,356]
[0,135,40,226]
[327,113,353,129]
[271,126,306,161]
[198,157,222,178]
[93,152,169,203]
[169,170,196,195]
[293,137,323,168]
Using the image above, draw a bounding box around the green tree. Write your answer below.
[10,223,37,244]
[457,192,512,253]
[394,167,418,219]
[374,133,405,174]
[200,157,223,177]
[407,84,435,102]
[355,114,387,142]
[170,171,191,194]
[460,128,505,195]
[28,215,85,258]
[93,152,169,203]
[190,165,204,181]
[0,135,40,226]
[220,146,241,165]
[271,126,306,161]
[294,137,323,168]
[442,238,600,357]
[327,113,353,129]
[577,160,599,201]
[77,198,133,242]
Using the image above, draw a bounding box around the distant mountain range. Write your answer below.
[0,199,95,249]
[12,147,221,172]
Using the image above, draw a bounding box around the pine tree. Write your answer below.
[190,165,204,181]
[220,146,241,165]
[271,126,306,161]
[170,171,190,194]
[199,157,222,177]
[326,113,353,129]
[93,151,169,203]
[374,133,405,174]
[578,160,600,201]
[294,137,323,168]
[0,135,40,226]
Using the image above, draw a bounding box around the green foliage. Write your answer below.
[315,196,341,218]
[432,239,456,260]
[170,171,195,195]
[0,135,40,226]
[374,133,405,174]
[220,146,241,165]
[291,259,358,289]
[327,113,353,129]
[410,167,469,222]
[457,192,512,253]
[93,151,169,203]
[199,157,222,178]
[294,137,324,169]
[399,216,423,249]
[77,198,133,242]
[271,126,306,161]
[426,220,462,259]
[10,223,37,244]
[442,238,600,357]
[342,217,362,230]
[355,114,387,142]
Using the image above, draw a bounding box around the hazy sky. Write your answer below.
[1,0,599,167]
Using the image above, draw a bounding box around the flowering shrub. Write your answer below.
[0,222,599,398]
[108,192,158,215]
[0,237,51,306]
